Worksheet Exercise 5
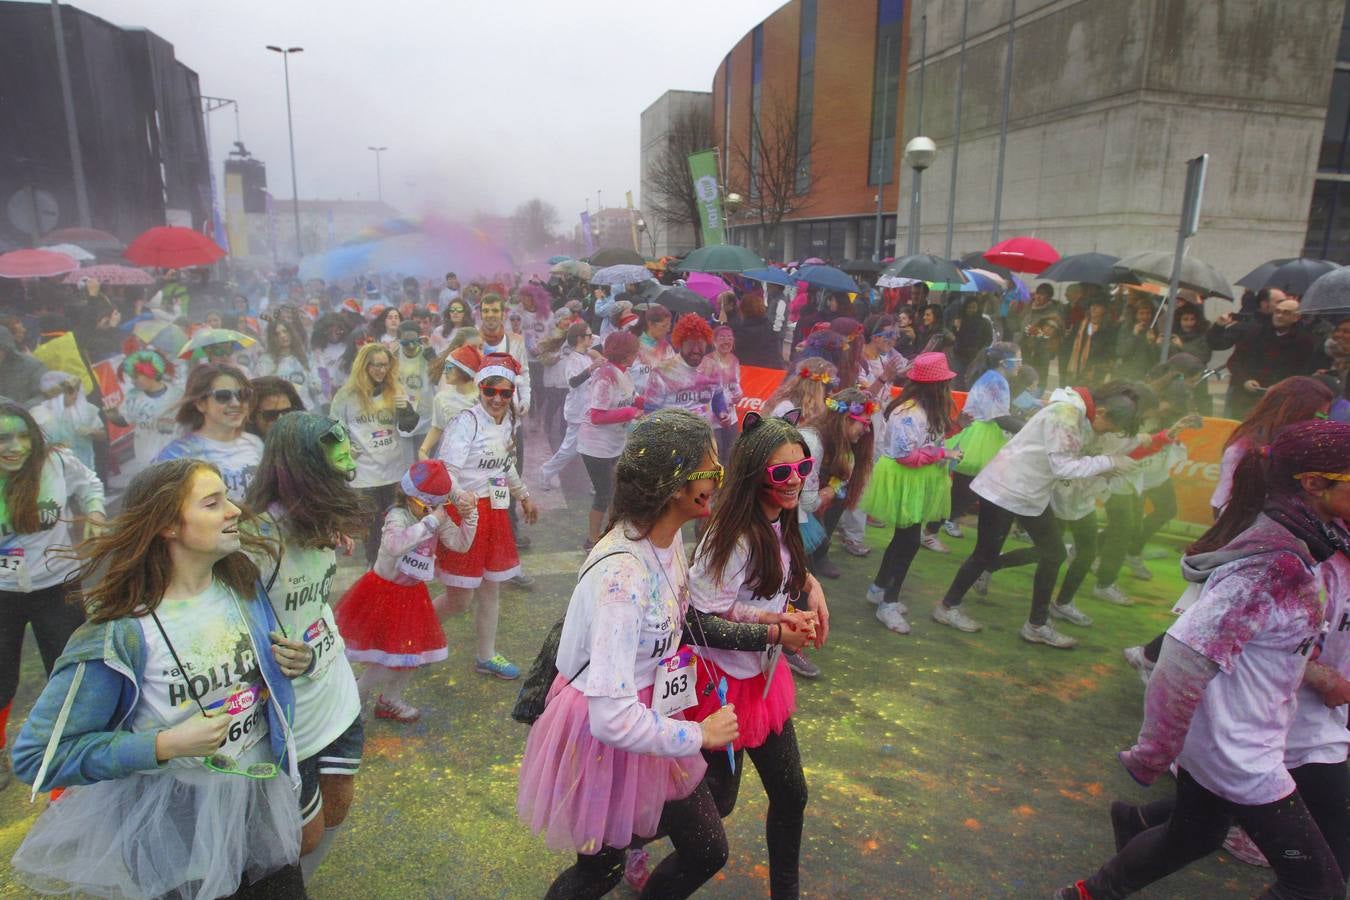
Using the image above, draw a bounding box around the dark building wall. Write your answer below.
[0,2,210,248]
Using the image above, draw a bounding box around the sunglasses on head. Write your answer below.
[210,388,252,405]
[481,386,514,399]
[686,463,725,488]
[257,407,294,423]
[319,420,348,444]
[765,457,814,484]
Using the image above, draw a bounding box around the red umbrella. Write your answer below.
[984,236,1060,274]
[42,227,123,251]
[61,264,155,286]
[124,226,225,268]
[0,249,80,279]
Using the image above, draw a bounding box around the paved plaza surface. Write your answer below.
[0,446,1270,898]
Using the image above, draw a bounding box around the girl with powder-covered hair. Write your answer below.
[1057,420,1350,900]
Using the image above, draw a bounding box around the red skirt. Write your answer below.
[689,655,796,751]
[435,497,521,588]
[334,571,447,669]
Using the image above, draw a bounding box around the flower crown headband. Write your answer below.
[798,366,836,386]
[826,396,878,420]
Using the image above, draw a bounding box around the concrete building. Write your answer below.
[239,197,399,265]
[666,0,1348,279]
[640,90,713,256]
[572,206,644,255]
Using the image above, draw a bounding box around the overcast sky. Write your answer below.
[56,0,783,227]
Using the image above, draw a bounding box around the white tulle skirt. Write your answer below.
[12,762,300,899]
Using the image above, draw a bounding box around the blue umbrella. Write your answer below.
[961,269,1005,293]
[741,267,795,287]
[547,255,572,265]
[796,265,859,293]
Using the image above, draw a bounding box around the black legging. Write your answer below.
[357,483,398,566]
[224,863,307,899]
[995,513,1097,608]
[925,472,976,534]
[0,582,86,714]
[702,717,807,899]
[580,454,617,514]
[873,524,921,605]
[1129,482,1178,557]
[1084,768,1342,899]
[942,501,1064,625]
[808,502,847,571]
[543,781,728,899]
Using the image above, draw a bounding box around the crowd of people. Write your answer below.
[0,258,1345,898]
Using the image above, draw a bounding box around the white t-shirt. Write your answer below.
[689,521,792,681]
[435,404,522,498]
[1285,553,1350,769]
[256,517,360,760]
[256,353,324,412]
[1210,438,1250,513]
[313,342,346,403]
[132,580,270,772]
[430,387,476,432]
[121,384,184,471]
[329,393,405,488]
[395,351,433,437]
[155,432,264,503]
[554,532,703,757]
[562,350,595,425]
[1171,548,1324,804]
[577,362,635,460]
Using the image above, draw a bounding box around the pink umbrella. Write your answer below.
[684,272,732,301]
[802,257,825,265]
[0,249,79,279]
[984,237,1060,274]
[62,264,155,286]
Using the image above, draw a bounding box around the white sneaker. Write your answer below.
[1020,621,1077,649]
[920,533,950,553]
[841,538,872,557]
[1065,543,1076,562]
[973,570,992,597]
[1124,556,1154,581]
[866,584,906,614]
[941,519,963,539]
[932,603,982,632]
[1123,645,1154,686]
[1049,602,1094,627]
[876,603,912,634]
[1093,584,1133,606]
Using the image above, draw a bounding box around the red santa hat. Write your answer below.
[401,459,454,507]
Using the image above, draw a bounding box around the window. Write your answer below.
[795,0,818,194]
[868,0,905,186]
[1303,180,1350,263]
[1340,0,1350,62]
[750,25,764,198]
[1322,70,1350,173]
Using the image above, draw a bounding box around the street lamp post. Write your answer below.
[266,45,304,260]
[636,217,654,257]
[367,146,387,203]
[724,191,743,248]
[903,137,937,256]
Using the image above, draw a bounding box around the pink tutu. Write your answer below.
[517,675,707,854]
[690,655,795,751]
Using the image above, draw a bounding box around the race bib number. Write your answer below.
[302,616,339,678]
[0,548,25,577]
[489,475,510,510]
[653,646,696,718]
[397,546,436,582]
[210,683,268,760]
[369,428,395,449]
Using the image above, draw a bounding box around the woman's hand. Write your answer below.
[83,511,107,540]
[699,705,739,749]
[520,496,540,524]
[804,575,830,648]
[156,711,229,761]
[270,631,313,678]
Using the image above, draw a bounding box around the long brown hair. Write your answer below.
[176,363,252,431]
[766,357,836,422]
[884,379,954,442]
[0,401,54,534]
[71,459,276,623]
[804,387,876,509]
[1225,376,1334,451]
[697,414,808,600]
[246,413,368,549]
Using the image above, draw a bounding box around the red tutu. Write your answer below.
[334,571,447,668]
[689,654,795,751]
[517,676,706,854]
[435,497,521,587]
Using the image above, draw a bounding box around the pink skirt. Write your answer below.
[516,676,707,854]
[435,498,521,587]
[690,656,795,751]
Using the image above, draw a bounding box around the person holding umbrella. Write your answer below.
[1208,296,1329,419]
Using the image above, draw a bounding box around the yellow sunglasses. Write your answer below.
[686,464,725,488]
[1296,472,1350,483]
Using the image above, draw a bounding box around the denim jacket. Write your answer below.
[10,582,299,800]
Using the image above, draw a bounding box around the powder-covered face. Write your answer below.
[679,339,707,368]
[760,440,806,514]
[714,332,734,354]
[325,433,357,481]
[0,415,32,474]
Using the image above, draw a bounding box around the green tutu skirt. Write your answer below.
[946,420,1007,477]
[860,457,952,529]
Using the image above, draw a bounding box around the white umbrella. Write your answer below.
[42,243,95,262]
[590,264,654,286]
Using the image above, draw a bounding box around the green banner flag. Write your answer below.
[687,149,726,246]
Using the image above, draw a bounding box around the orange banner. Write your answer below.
[735,366,1232,527]
[91,359,133,444]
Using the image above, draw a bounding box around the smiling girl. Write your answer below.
[155,363,264,504]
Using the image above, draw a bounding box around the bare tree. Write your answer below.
[729,95,821,253]
[644,106,714,249]
[510,198,560,253]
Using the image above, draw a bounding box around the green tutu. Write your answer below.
[860,456,952,529]
[946,420,1007,477]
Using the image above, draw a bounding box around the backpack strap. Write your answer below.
[564,548,639,683]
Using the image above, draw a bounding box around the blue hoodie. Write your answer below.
[10,582,298,800]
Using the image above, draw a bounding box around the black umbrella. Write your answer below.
[655,286,711,318]
[840,259,883,274]
[589,247,645,268]
[1037,252,1122,285]
[958,252,1015,281]
[1236,258,1338,295]
[883,254,966,284]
